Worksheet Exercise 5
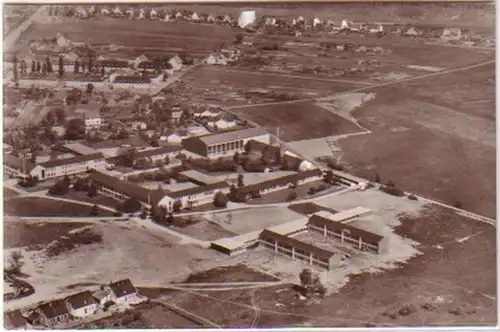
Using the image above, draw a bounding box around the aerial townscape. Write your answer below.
[2,2,496,329]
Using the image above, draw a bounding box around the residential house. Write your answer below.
[206,54,228,66]
[37,299,71,327]
[111,76,151,90]
[80,108,102,131]
[4,310,31,330]
[65,291,98,319]
[166,133,184,144]
[182,127,271,158]
[158,181,230,212]
[170,104,184,124]
[4,143,13,154]
[107,279,142,305]
[168,55,183,71]
[133,54,149,68]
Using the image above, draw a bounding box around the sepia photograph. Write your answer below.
[2,1,496,329]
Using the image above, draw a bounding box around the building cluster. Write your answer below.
[211,206,387,271]
[4,279,146,329]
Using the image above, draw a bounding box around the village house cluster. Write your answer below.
[4,279,146,329]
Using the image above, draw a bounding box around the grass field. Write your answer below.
[182,66,361,100]
[18,18,234,54]
[335,70,495,218]
[230,101,362,141]
[5,197,115,217]
[4,221,94,250]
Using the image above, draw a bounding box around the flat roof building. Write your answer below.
[312,207,372,224]
[177,169,222,186]
[308,213,387,254]
[63,143,100,156]
[259,229,341,271]
[210,230,262,256]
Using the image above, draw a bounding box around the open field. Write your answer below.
[3,220,227,311]
[17,18,234,54]
[231,101,362,141]
[334,76,495,218]
[4,221,94,250]
[177,65,361,105]
[4,187,20,198]
[172,218,236,241]
[5,197,115,217]
[62,191,123,210]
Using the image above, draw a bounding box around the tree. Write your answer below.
[45,56,53,73]
[87,182,98,197]
[101,66,105,77]
[64,118,86,140]
[324,170,335,184]
[88,56,93,72]
[58,55,64,78]
[13,54,19,84]
[233,151,240,163]
[299,268,313,287]
[7,251,24,274]
[90,204,99,216]
[36,61,41,72]
[375,173,381,183]
[172,200,182,213]
[164,155,170,165]
[152,205,167,223]
[81,61,86,73]
[213,191,228,208]
[31,61,36,73]
[237,174,244,188]
[235,33,244,44]
[121,198,142,213]
[74,59,80,73]
[86,83,94,95]
[166,212,174,224]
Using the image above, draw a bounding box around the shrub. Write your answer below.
[454,201,463,209]
[213,191,229,208]
[308,187,317,195]
[408,194,418,201]
[317,184,329,192]
[48,179,71,195]
[379,185,405,197]
[120,198,142,213]
[113,211,123,217]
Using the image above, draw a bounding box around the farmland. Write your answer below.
[176,65,363,105]
[230,101,362,141]
[5,197,115,217]
[17,18,235,55]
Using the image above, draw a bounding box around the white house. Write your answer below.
[106,279,145,306]
[56,32,71,48]
[168,55,183,71]
[150,9,158,19]
[166,133,184,144]
[174,11,183,19]
[65,291,98,319]
[83,111,102,131]
[191,12,199,21]
[163,12,171,21]
[138,8,146,20]
[211,118,236,130]
[206,14,216,23]
[206,54,228,66]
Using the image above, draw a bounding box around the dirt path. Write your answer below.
[250,289,261,328]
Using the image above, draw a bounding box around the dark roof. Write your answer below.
[65,291,97,310]
[282,153,304,170]
[109,279,136,298]
[166,181,229,199]
[99,60,129,67]
[308,215,383,245]
[4,310,27,329]
[114,76,150,84]
[134,146,182,159]
[38,299,69,319]
[246,139,280,154]
[236,169,321,196]
[288,202,337,216]
[3,154,36,173]
[259,229,336,261]
[88,170,164,205]
[39,152,104,168]
[187,127,269,146]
